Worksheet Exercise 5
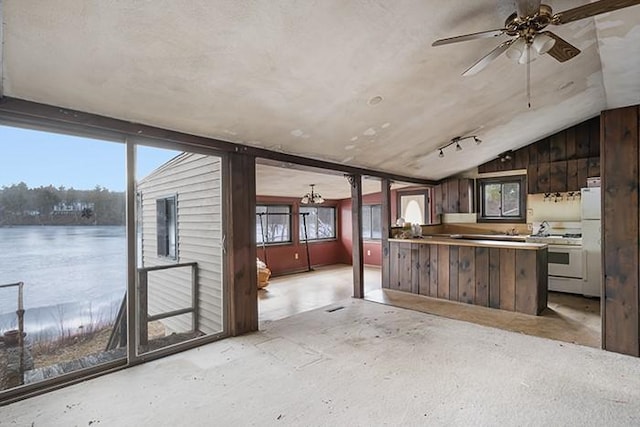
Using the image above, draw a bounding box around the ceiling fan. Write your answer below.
[432,0,640,77]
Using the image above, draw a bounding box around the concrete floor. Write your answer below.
[3,298,639,426]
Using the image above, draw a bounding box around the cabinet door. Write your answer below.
[577,158,589,189]
[448,179,459,213]
[549,161,567,193]
[527,164,538,194]
[566,159,579,191]
[536,162,550,194]
[458,179,473,213]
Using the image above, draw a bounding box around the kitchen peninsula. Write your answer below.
[387,236,548,315]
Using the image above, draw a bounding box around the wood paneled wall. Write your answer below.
[478,117,600,194]
[601,106,640,357]
[388,242,547,315]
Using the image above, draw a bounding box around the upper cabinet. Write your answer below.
[478,116,600,194]
[434,178,474,214]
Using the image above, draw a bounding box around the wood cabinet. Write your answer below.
[479,116,600,194]
[435,178,474,215]
[387,239,548,315]
[527,157,599,194]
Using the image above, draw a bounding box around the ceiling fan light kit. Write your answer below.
[432,0,640,76]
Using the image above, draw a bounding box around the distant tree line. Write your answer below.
[0,182,125,226]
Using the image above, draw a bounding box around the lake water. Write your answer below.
[0,226,126,339]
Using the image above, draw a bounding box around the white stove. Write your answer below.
[525,221,583,246]
[525,222,585,295]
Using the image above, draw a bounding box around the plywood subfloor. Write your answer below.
[3,299,637,426]
[366,289,601,348]
[259,263,600,349]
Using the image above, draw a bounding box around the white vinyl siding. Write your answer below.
[138,153,223,335]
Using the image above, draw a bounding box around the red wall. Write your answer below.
[256,195,346,276]
[339,193,383,266]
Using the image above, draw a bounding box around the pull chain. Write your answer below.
[526,43,531,108]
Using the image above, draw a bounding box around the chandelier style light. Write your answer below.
[301,184,324,204]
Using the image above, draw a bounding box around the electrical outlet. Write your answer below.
[527,223,533,231]
[367,250,371,256]
[294,253,299,260]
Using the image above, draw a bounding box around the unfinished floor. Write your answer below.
[3,298,638,426]
[261,264,601,348]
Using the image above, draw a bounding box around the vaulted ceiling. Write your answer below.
[2,1,639,188]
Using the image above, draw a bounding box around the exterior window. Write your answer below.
[156,196,177,258]
[300,206,336,241]
[362,205,382,240]
[256,205,292,244]
[478,176,526,222]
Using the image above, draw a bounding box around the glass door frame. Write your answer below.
[125,137,230,366]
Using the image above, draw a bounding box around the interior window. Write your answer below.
[362,205,382,240]
[256,205,292,244]
[300,206,336,240]
[478,176,526,222]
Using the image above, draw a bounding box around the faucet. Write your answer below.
[538,221,550,236]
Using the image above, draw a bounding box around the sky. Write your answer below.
[1,125,180,192]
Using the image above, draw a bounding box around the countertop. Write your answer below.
[389,235,546,250]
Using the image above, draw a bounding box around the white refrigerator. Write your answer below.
[581,187,601,297]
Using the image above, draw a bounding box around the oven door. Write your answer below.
[547,245,584,279]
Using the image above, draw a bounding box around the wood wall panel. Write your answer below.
[565,127,577,159]
[475,247,489,307]
[537,138,551,164]
[411,244,420,294]
[549,161,567,193]
[489,248,501,309]
[429,245,439,297]
[576,121,591,158]
[602,106,640,357]
[388,241,547,316]
[550,133,566,162]
[536,163,550,193]
[398,243,413,293]
[515,250,537,315]
[566,159,578,191]
[437,245,450,299]
[448,179,459,213]
[449,246,459,301]
[478,117,600,194]
[588,157,601,178]
[418,244,430,296]
[499,249,516,311]
[458,246,475,304]
[389,242,400,290]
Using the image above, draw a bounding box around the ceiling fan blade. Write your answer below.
[462,39,516,76]
[432,29,506,46]
[517,0,542,17]
[552,0,640,24]
[544,31,581,62]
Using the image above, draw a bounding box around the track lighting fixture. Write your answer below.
[436,135,483,159]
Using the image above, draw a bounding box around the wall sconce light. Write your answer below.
[436,135,482,158]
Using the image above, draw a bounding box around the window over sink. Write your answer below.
[477,175,526,223]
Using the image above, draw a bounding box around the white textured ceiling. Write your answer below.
[2,1,640,181]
